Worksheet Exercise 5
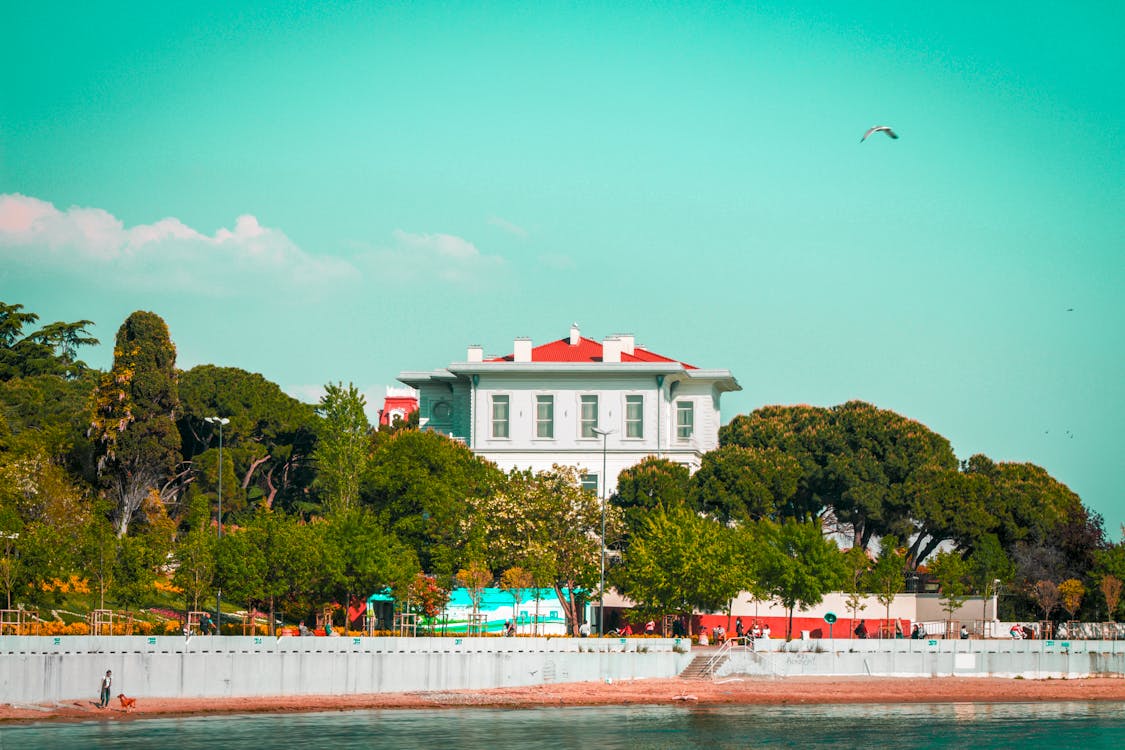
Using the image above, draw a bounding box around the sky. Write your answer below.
[1,2,1122,532]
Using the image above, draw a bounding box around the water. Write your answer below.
[2,702,1123,749]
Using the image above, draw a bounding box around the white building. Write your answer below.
[397,325,740,497]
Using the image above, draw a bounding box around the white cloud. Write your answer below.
[487,215,529,238]
[360,228,505,285]
[0,193,357,294]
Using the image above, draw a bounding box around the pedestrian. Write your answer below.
[579,621,591,638]
[735,617,745,641]
[298,621,310,637]
[200,612,214,635]
[854,620,868,639]
[644,619,655,635]
[98,670,112,708]
[960,625,969,639]
[894,620,903,639]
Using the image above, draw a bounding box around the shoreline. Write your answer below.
[5,676,1125,724]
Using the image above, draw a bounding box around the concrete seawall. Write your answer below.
[721,639,1125,680]
[0,636,693,704]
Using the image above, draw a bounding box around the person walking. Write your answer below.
[98,670,112,708]
[735,618,745,642]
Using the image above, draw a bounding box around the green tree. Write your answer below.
[865,535,906,637]
[967,533,1014,626]
[928,550,971,626]
[173,525,215,614]
[615,505,744,629]
[841,546,871,636]
[364,430,502,579]
[178,366,317,514]
[312,382,370,514]
[110,535,158,612]
[500,566,534,628]
[687,446,802,523]
[611,457,691,538]
[757,519,845,639]
[90,311,182,537]
[0,301,98,381]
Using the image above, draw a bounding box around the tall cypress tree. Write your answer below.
[90,311,181,536]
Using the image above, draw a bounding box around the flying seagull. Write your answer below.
[861,125,898,142]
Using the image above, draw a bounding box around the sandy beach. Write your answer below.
[5,676,1125,724]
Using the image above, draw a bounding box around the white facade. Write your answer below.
[398,325,740,496]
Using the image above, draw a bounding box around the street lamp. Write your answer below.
[205,416,230,634]
[592,427,614,637]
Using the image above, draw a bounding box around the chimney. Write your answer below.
[602,336,622,363]
[467,345,483,363]
[514,337,533,363]
[616,333,635,356]
[569,323,580,346]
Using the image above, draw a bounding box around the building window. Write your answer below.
[491,395,509,438]
[432,400,452,421]
[536,395,554,438]
[580,395,598,438]
[625,395,644,438]
[676,400,694,439]
[580,473,598,495]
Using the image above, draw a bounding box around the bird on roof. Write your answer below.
[861,125,898,142]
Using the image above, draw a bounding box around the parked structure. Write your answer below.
[397,324,740,495]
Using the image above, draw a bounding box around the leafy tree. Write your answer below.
[322,508,419,631]
[173,525,215,614]
[1099,575,1122,622]
[841,546,870,636]
[687,446,802,523]
[757,519,845,639]
[967,533,1014,624]
[1058,578,1085,621]
[364,430,502,579]
[178,365,317,513]
[500,566,534,626]
[90,311,182,537]
[0,301,98,381]
[455,560,493,628]
[611,457,691,538]
[215,527,267,630]
[1031,580,1061,622]
[312,383,370,514]
[471,466,623,635]
[865,535,906,636]
[615,505,744,629]
[903,467,994,567]
[110,535,158,612]
[927,550,971,626]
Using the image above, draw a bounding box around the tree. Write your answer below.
[172,525,215,614]
[967,533,1013,626]
[364,430,502,579]
[757,519,845,639]
[178,365,317,514]
[904,467,994,567]
[928,550,971,627]
[1058,578,1085,621]
[865,535,906,637]
[0,301,98,381]
[687,446,801,524]
[1099,575,1122,622]
[615,505,744,629]
[470,466,623,635]
[611,457,691,538]
[841,546,870,637]
[455,560,493,631]
[215,527,268,632]
[1031,580,1060,622]
[500,566,534,628]
[312,382,370,514]
[89,311,182,537]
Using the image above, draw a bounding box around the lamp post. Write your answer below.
[205,416,230,634]
[592,427,614,637]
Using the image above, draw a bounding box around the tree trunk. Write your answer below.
[786,605,794,640]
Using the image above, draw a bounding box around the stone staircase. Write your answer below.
[679,650,729,680]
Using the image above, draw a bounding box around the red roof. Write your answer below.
[488,336,697,369]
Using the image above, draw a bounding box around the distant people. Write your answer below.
[855,621,868,639]
[622,624,633,636]
[735,618,745,641]
[698,627,709,646]
[1022,625,1034,640]
[1010,624,1024,640]
[713,625,726,643]
[761,624,771,639]
[98,670,112,708]
[960,625,970,639]
[325,619,334,637]
[894,620,904,639]
[579,621,591,638]
[911,624,923,639]
[200,612,214,636]
[672,619,686,638]
[505,620,517,637]
[298,621,310,637]
[751,622,763,639]
[644,620,656,635]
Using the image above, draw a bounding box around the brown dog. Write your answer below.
[117,694,136,712]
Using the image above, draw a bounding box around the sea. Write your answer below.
[1,702,1122,748]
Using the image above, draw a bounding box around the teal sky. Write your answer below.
[2,3,1122,531]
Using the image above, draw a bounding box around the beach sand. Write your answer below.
[5,676,1125,724]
